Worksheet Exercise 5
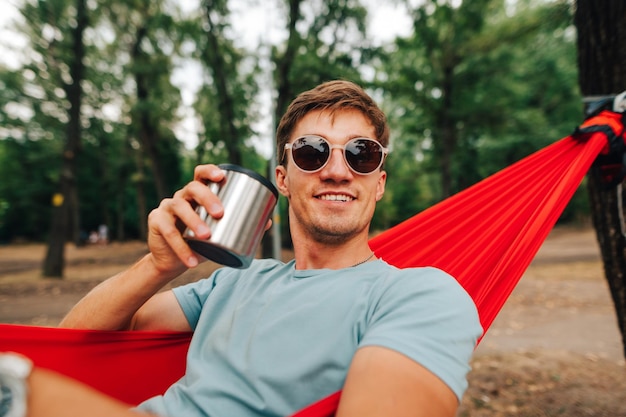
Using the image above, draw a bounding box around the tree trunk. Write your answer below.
[575,0,626,358]
[132,24,168,201]
[134,146,149,242]
[439,64,456,198]
[43,193,69,278]
[43,0,87,278]
[268,0,301,255]
[274,0,301,127]
[202,0,242,165]
[114,138,133,242]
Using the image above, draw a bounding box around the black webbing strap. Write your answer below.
[573,112,626,187]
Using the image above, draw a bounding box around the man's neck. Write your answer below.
[291,235,375,270]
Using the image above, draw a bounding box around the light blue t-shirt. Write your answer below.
[138,258,482,417]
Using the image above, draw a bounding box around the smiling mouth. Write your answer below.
[317,194,354,202]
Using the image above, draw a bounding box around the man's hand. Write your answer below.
[146,164,226,277]
[59,164,228,331]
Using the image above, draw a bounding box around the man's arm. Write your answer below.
[58,254,190,331]
[336,346,458,417]
[27,367,154,417]
[60,165,227,331]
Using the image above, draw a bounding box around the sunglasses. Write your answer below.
[284,135,388,175]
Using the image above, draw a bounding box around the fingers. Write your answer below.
[194,164,225,183]
[148,206,199,269]
[173,181,224,231]
[149,164,227,268]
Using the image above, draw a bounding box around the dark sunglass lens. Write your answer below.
[292,137,329,171]
[346,139,383,173]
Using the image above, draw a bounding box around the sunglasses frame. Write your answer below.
[283,135,388,175]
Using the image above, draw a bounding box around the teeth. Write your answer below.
[319,194,353,202]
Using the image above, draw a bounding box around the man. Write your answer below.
[9,80,481,417]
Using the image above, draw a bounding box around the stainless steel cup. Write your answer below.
[183,164,278,268]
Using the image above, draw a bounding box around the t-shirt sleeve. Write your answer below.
[172,260,280,331]
[172,272,221,330]
[359,266,483,402]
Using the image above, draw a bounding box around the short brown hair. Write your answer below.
[276,80,390,164]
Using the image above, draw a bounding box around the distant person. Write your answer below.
[98,224,108,245]
[88,231,99,244]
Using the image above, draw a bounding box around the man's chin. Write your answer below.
[309,224,363,245]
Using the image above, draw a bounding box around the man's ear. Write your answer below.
[275,165,290,198]
[375,171,387,202]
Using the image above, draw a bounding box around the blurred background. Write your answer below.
[0,0,585,277]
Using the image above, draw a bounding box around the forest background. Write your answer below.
[0,0,584,277]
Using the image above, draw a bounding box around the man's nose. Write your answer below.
[321,148,352,177]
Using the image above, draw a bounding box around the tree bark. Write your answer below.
[439,64,456,198]
[274,0,301,128]
[267,0,301,255]
[43,0,87,278]
[134,144,149,242]
[131,24,168,201]
[575,0,626,358]
[202,0,242,165]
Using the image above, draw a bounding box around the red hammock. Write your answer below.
[1,110,624,417]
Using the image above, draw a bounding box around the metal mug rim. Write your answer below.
[218,163,278,199]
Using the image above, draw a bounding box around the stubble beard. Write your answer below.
[299,212,368,245]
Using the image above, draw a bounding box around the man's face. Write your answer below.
[276,108,386,245]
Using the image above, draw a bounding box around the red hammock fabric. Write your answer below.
[1,111,623,416]
[370,110,622,335]
[0,324,191,404]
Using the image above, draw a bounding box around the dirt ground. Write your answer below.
[1,226,625,416]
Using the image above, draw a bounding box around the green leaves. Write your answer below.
[377,0,581,225]
[0,0,584,244]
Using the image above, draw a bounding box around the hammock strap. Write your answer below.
[574,110,626,186]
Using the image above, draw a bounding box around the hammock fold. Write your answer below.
[0,324,191,405]
[369,130,608,334]
[1,111,624,417]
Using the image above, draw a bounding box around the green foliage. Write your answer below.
[282,0,368,87]
[0,0,589,245]
[272,0,372,116]
[190,0,262,167]
[0,137,60,241]
[375,0,584,225]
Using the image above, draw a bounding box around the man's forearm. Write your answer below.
[28,367,153,417]
[58,253,180,330]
